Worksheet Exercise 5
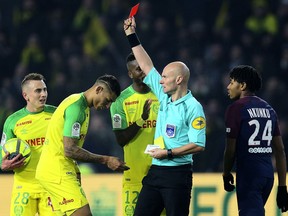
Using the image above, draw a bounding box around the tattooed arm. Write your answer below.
[63,136,129,171]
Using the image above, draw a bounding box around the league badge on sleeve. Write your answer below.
[1,132,6,146]
[113,114,122,129]
[72,122,81,137]
[166,124,176,138]
[192,117,206,130]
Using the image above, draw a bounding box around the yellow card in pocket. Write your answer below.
[154,136,165,149]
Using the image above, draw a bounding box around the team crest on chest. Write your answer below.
[166,124,176,138]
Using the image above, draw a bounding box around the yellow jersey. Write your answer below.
[110,86,159,185]
[36,93,89,183]
[1,105,56,192]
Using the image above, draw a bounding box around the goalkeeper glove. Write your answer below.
[277,186,288,212]
[223,173,235,192]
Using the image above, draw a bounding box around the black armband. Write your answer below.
[167,149,173,159]
[127,33,141,48]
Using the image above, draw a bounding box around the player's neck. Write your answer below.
[132,82,150,94]
[25,105,44,113]
[240,91,256,98]
[171,88,188,102]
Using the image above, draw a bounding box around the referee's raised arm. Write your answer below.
[123,17,154,76]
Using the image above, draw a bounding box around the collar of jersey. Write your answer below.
[168,90,192,105]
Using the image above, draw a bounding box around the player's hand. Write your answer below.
[124,17,136,35]
[141,99,152,120]
[277,186,288,212]
[1,152,25,171]
[222,173,235,192]
[106,156,130,172]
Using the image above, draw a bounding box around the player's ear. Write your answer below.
[128,70,133,78]
[95,85,104,94]
[22,92,29,101]
[176,75,183,84]
[240,82,247,90]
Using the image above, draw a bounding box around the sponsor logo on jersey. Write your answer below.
[143,120,156,128]
[72,122,81,137]
[192,117,206,130]
[128,120,156,128]
[166,124,176,138]
[248,147,272,154]
[26,137,46,146]
[113,114,122,129]
[125,101,139,105]
[59,198,74,205]
[16,120,32,126]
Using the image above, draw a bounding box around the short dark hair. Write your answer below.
[229,65,262,93]
[21,73,45,88]
[126,52,136,64]
[96,74,121,97]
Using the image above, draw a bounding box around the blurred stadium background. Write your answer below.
[0,0,288,215]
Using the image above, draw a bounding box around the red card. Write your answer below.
[129,3,140,18]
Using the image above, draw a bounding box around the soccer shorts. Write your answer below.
[10,189,60,216]
[39,175,89,216]
[122,183,142,216]
[236,176,273,216]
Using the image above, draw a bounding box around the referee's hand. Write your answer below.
[222,173,235,192]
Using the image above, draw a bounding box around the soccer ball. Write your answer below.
[2,138,31,165]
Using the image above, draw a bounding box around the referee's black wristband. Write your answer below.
[167,149,173,159]
[127,33,141,48]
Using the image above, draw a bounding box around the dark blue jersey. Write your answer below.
[225,96,280,178]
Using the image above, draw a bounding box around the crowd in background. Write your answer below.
[1,0,288,173]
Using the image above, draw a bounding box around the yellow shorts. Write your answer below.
[10,188,60,216]
[39,176,88,216]
[122,183,142,216]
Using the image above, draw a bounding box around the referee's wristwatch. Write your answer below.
[167,149,173,159]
